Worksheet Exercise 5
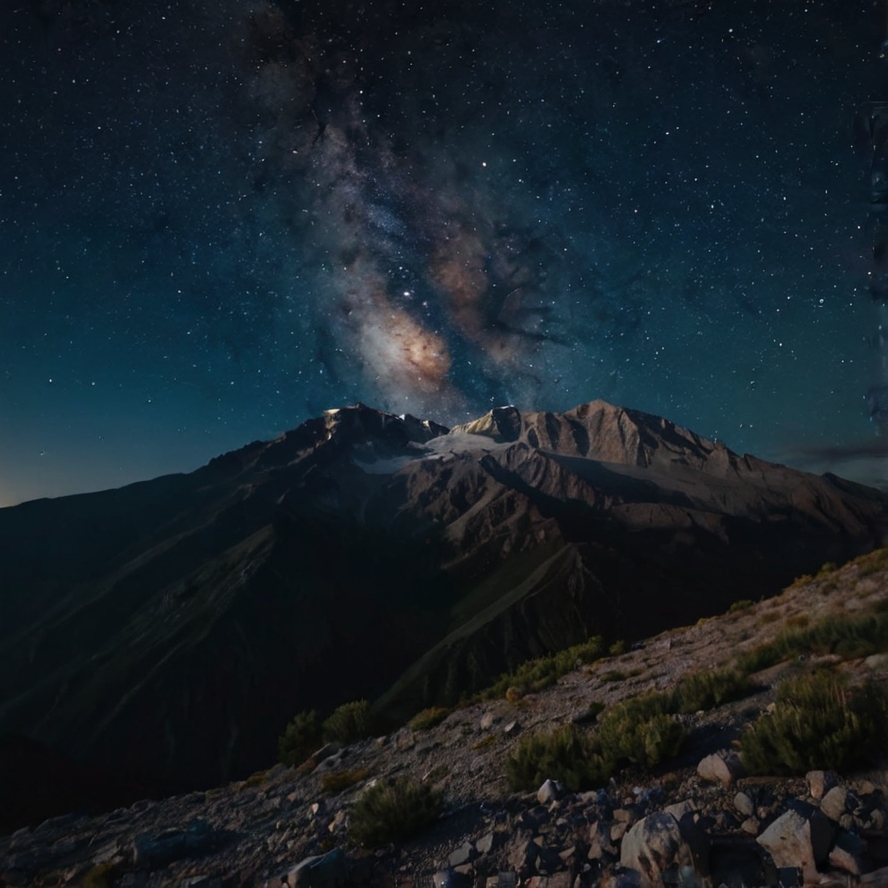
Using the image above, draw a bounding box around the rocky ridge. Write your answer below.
[4,549,888,888]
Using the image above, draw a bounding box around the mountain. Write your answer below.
[5,542,888,886]
[1,400,887,820]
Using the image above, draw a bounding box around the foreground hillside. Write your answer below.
[1,400,887,815]
[3,549,888,887]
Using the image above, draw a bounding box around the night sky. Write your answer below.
[2,0,887,507]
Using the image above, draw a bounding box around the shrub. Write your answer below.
[480,636,606,700]
[322,700,374,744]
[505,724,609,792]
[853,547,888,578]
[728,599,754,614]
[278,710,322,767]
[321,767,370,794]
[817,561,838,578]
[595,693,685,769]
[737,611,888,674]
[600,670,626,683]
[408,707,451,731]
[672,667,749,713]
[739,670,887,775]
[349,777,441,847]
[505,693,686,792]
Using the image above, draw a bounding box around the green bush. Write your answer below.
[728,599,754,614]
[672,668,749,713]
[479,636,606,700]
[737,611,888,674]
[348,777,441,847]
[408,707,451,731]
[505,724,609,792]
[739,670,887,775]
[278,709,322,767]
[322,700,374,744]
[505,692,686,792]
[595,693,685,769]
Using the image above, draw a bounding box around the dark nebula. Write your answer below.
[1,0,886,504]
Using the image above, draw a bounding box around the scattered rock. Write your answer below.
[132,819,219,870]
[806,771,839,802]
[756,808,834,884]
[281,848,349,887]
[829,830,868,876]
[620,812,710,888]
[476,832,496,855]
[447,840,475,868]
[696,752,744,787]
[733,792,755,818]
[538,779,565,805]
[821,787,850,822]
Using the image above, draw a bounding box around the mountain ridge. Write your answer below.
[1,399,887,821]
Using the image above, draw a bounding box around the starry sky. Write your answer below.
[1,0,887,507]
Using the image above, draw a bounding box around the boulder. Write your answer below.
[696,752,744,787]
[286,849,350,887]
[820,787,849,823]
[828,831,868,876]
[476,832,496,855]
[756,808,834,884]
[733,792,755,818]
[538,779,566,805]
[447,841,475,868]
[620,812,710,888]
[806,771,839,802]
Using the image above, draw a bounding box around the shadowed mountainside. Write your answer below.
[1,400,887,820]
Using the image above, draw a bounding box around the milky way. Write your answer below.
[0,0,886,505]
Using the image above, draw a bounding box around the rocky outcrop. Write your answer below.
[4,554,888,887]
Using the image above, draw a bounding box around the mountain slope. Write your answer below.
[0,400,886,806]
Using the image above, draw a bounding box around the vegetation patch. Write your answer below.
[408,707,451,731]
[506,724,609,791]
[671,667,749,714]
[323,700,375,744]
[479,636,605,700]
[817,561,838,578]
[600,670,625,683]
[737,610,888,674]
[278,709,322,767]
[349,777,441,847]
[739,670,887,775]
[321,767,370,794]
[595,692,685,769]
[728,599,754,614]
[853,547,888,578]
[506,691,686,792]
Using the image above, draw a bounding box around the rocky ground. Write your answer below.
[3,552,888,888]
